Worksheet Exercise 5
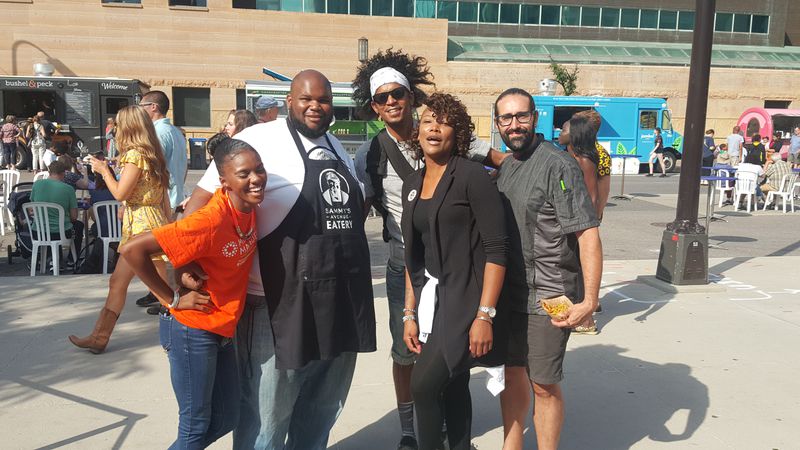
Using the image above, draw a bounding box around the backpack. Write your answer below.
[364,129,415,242]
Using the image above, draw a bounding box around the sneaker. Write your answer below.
[645,173,653,177]
[574,324,599,335]
[660,174,668,178]
[146,305,166,316]
[135,292,159,307]
[397,436,418,450]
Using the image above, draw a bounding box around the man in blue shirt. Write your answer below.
[139,90,187,210]
[789,127,800,169]
[137,90,187,309]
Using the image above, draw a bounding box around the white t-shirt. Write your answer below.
[197,118,363,295]
[727,133,744,157]
[42,149,57,167]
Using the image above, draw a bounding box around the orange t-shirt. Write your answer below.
[152,189,258,337]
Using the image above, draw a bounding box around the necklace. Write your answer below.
[226,194,255,240]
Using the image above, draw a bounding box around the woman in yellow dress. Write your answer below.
[69,105,171,354]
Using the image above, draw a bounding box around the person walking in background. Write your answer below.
[789,127,800,169]
[727,126,745,166]
[2,115,21,169]
[646,127,667,177]
[223,109,258,137]
[28,115,47,173]
[68,105,172,354]
[402,93,508,450]
[135,90,188,310]
[121,138,266,449]
[702,129,716,178]
[105,117,117,159]
[253,96,283,123]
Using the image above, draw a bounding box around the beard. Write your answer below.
[289,111,332,139]
[501,127,534,152]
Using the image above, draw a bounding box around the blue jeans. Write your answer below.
[233,294,357,450]
[160,313,240,450]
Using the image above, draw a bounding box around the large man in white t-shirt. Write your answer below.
[183,70,376,450]
[726,126,745,166]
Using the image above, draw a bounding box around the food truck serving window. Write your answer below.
[65,90,95,127]
[3,90,57,120]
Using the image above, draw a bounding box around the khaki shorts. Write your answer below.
[506,311,571,385]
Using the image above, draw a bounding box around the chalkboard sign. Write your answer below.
[65,90,94,127]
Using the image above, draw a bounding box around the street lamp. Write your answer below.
[358,37,369,63]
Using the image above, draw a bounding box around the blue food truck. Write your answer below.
[492,95,684,172]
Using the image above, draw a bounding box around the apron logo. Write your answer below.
[319,169,351,207]
[408,189,417,202]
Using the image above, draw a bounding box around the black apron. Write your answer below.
[259,119,376,370]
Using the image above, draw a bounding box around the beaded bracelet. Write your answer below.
[402,315,417,322]
[403,308,417,314]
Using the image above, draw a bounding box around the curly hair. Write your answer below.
[351,48,435,120]
[411,93,474,160]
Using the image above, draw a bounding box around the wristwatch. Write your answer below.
[478,305,497,318]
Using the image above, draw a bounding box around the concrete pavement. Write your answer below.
[1,255,798,449]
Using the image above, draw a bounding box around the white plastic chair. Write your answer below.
[763,173,798,213]
[23,202,78,276]
[714,169,734,207]
[733,172,758,212]
[0,169,21,235]
[33,171,49,182]
[91,200,123,274]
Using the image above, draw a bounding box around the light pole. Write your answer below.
[656,0,716,285]
[358,37,369,63]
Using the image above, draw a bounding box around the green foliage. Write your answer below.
[548,57,579,96]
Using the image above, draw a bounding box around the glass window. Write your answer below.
[715,12,732,32]
[102,0,141,3]
[499,3,519,24]
[255,0,280,9]
[639,110,657,130]
[459,2,477,22]
[479,2,499,23]
[327,0,348,14]
[640,9,658,29]
[173,88,210,128]
[751,15,769,34]
[437,1,457,20]
[105,97,129,116]
[394,0,413,17]
[280,0,303,11]
[620,8,638,28]
[561,6,579,26]
[372,0,392,16]
[415,0,435,17]
[659,10,677,30]
[303,0,325,12]
[662,110,672,131]
[581,7,600,27]
[169,0,207,6]
[541,5,559,25]
[733,14,751,33]
[351,0,370,14]
[678,11,694,30]
[521,4,539,25]
[601,8,619,27]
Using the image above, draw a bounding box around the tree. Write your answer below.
[549,57,579,96]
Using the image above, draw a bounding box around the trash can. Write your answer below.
[188,138,208,170]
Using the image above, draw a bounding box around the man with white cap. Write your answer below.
[254,95,284,123]
[352,49,502,450]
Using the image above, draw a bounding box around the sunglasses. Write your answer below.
[372,87,408,105]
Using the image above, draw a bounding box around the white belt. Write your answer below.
[418,269,438,343]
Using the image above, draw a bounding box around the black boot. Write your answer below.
[135,292,159,307]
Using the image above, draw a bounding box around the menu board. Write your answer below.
[65,90,94,127]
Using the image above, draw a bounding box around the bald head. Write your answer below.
[287,69,334,139]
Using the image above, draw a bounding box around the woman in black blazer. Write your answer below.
[401,93,508,450]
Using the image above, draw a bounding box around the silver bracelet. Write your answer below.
[169,290,180,309]
[475,316,493,325]
[403,308,417,314]
[402,315,417,322]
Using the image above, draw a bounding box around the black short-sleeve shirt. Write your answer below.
[496,136,600,314]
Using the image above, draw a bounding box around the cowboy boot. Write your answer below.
[68,308,120,354]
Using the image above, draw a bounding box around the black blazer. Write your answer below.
[401,156,508,375]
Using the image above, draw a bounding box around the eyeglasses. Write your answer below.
[138,102,155,107]
[496,111,534,127]
[372,87,408,105]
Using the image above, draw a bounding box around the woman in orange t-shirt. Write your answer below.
[121,138,266,449]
